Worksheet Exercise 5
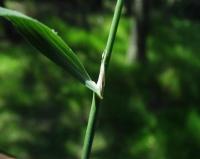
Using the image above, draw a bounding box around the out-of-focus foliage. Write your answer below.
[0,0,200,159]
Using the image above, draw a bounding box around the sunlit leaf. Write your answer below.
[0,7,100,96]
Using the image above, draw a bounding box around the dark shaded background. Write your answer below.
[0,0,200,159]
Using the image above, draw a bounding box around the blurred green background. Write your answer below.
[0,0,200,159]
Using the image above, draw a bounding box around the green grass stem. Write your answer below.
[81,0,124,159]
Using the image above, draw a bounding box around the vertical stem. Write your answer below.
[81,0,124,159]
[97,0,124,95]
[81,94,100,159]
[103,0,124,71]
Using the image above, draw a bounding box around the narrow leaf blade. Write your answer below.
[0,7,100,95]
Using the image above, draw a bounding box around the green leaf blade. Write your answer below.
[0,7,100,95]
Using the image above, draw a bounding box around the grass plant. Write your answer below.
[0,0,124,158]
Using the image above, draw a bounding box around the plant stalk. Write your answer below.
[103,0,124,71]
[98,0,124,95]
[81,93,100,159]
[81,0,124,159]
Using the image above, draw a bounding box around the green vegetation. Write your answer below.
[82,1,123,158]
[1,0,124,159]
[0,0,200,159]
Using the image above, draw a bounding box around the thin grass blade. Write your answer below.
[0,7,100,96]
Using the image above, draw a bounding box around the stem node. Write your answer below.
[81,1,124,158]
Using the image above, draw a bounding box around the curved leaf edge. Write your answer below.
[0,7,102,97]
